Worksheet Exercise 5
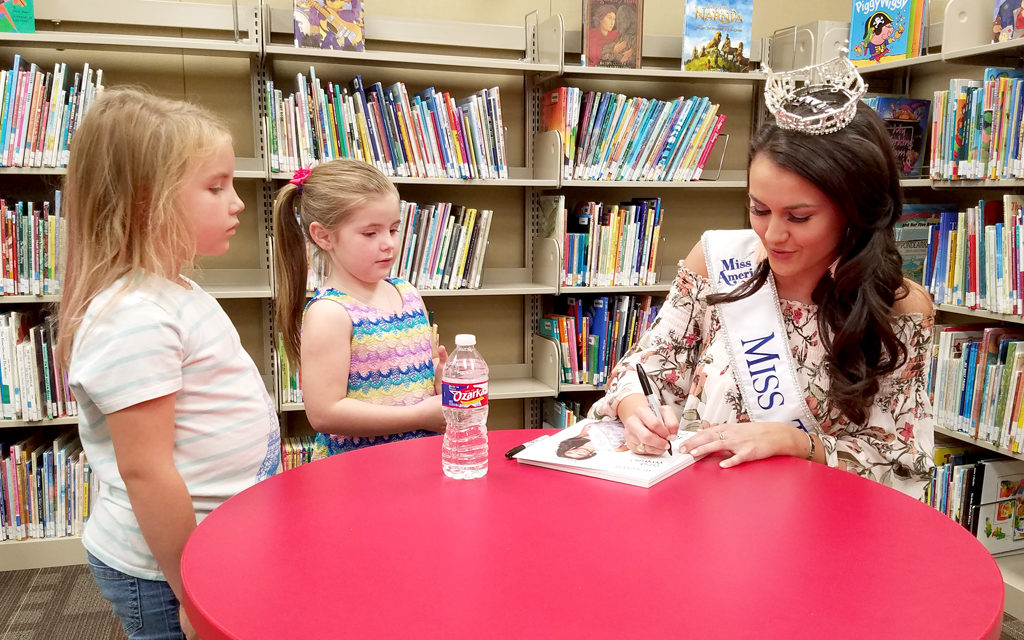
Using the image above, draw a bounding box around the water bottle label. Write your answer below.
[441,380,488,408]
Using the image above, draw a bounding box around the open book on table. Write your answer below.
[513,418,698,488]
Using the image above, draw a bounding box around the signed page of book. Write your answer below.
[514,418,699,488]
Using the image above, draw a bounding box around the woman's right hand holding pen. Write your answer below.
[618,393,678,456]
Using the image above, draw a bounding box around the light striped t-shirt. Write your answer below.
[70,274,280,581]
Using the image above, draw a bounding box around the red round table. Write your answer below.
[182,430,1003,639]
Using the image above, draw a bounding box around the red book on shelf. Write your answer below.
[692,114,726,180]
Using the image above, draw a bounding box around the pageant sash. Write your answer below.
[701,229,818,432]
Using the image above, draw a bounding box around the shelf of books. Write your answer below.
[540,291,662,392]
[260,55,561,186]
[535,193,675,291]
[2,6,268,180]
[538,81,742,186]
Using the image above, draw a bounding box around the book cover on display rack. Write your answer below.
[847,0,912,66]
[682,0,753,72]
[514,418,698,488]
[993,0,1024,43]
[0,0,33,33]
[294,0,364,51]
[863,96,931,177]
[582,0,643,69]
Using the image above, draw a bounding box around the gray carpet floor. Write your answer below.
[4,564,1024,639]
[0,566,124,639]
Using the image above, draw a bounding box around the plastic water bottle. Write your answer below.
[441,333,489,479]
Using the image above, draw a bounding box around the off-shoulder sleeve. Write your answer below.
[588,262,712,420]
[819,313,936,499]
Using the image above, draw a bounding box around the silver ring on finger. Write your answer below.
[636,441,646,454]
[718,430,727,441]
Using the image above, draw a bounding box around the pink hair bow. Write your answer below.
[289,166,312,189]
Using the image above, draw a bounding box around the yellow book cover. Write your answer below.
[352,98,376,169]
[454,208,477,288]
[677,103,719,181]
[604,205,621,286]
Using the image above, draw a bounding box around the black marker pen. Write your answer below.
[505,434,551,459]
[636,363,671,455]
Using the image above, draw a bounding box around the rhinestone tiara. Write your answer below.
[764,57,867,136]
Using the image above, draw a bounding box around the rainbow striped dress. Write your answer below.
[308,278,438,458]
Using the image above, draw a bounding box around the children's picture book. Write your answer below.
[969,459,1024,556]
[864,96,931,176]
[848,0,912,66]
[895,203,952,284]
[682,0,753,72]
[0,0,33,33]
[514,418,699,488]
[294,0,364,51]
[582,0,643,69]
[993,0,1024,43]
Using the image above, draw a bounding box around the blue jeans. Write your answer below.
[87,552,185,640]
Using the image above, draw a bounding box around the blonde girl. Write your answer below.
[59,88,281,640]
[273,158,445,459]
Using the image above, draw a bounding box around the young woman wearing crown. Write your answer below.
[588,57,934,499]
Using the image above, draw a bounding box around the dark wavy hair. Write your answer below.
[708,94,907,425]
[556,437,596,459]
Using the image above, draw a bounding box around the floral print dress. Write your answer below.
[589,262,935,498]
